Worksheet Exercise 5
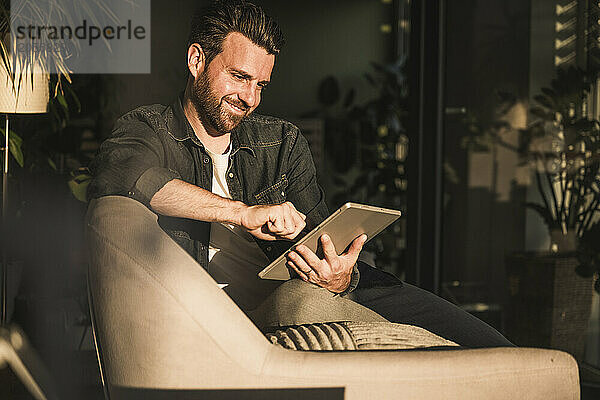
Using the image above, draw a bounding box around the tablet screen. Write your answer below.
[258,203,401,280]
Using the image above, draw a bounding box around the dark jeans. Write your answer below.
[348,282,514,348]
[249,263,514,349]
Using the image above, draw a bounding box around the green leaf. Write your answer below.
[370,62,384,72]
[8,129,22,146]
[530,106,553,121]
[317,76,340,106]
[525,202,557,229]
[56,94,70,120]
[364,73,375,86]
[8,136,24,167]
[343,89,356,109]
[533,94,553,109]
[47,157,57,171]
[66,85,81,114]
[57,94,68,109]
[68,173,92,202]
[580,221,600,250]
[541,87,557,99]
[2,128,25,167]
[496,90,517,104]
[443,162,459,184]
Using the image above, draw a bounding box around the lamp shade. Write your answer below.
[0,61,49,114]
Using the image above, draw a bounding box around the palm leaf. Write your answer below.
[525,202,558,229]
[67,173,92,203]
[1,128,24,167]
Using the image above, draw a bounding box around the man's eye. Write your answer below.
[233,74,245,81]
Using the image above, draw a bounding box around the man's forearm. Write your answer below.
[149,178,246,224]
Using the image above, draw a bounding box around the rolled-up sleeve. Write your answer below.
[87,116,180,206]
[129,166,180,205]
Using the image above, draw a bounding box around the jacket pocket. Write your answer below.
[254,174,288,205]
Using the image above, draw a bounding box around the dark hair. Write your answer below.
[188,0,285,66]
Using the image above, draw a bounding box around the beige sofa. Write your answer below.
[86,196,580,399]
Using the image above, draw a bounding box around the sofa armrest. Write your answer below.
[86,196,580,400]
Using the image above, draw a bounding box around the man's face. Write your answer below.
[191,32,275,134]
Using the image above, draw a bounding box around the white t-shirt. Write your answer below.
[204,146,280,310]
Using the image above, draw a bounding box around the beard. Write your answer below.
[190,71,250,134]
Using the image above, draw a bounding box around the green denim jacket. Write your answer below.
[88,95,360,292]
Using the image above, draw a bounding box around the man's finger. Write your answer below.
[267,215,285,233]
[291,208,306,230]
[280,228,303,240]
[283,207,297,235]
[286,202,306,220]
[250,227,279,241]
[320,234,337,264]
[294,244,322,269]
[344,234,367,258]
[287,252,313,277]
[287,251,312,272]
[291,214,306,238]
[288,260,309,282]
[281,203,301,234]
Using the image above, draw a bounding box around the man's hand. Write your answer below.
[240,201,306,241]
[286,233,367,293]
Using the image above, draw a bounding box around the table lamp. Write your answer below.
[0,59,49,324]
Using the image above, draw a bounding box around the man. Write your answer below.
[89,0,512,347]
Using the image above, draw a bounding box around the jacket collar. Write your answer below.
[170,94,255,157]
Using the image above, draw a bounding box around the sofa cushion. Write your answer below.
[266,321,459,351]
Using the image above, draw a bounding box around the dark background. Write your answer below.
[2,0,599,398]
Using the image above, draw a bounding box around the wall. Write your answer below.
[255,0,392,118]
[107,0,198,117]
[442,0,531,305]
[107,0,392,121]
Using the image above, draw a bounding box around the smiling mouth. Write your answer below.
[224,99,248,114]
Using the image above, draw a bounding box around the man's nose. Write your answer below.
[238,83,258,108]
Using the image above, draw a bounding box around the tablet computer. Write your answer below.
[258,202,402,280]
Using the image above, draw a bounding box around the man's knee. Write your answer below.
[270,278,331,305]
[248,279,387,330]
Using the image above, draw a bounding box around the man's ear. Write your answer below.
[187,44,205,78]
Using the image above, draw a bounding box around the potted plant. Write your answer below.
[464,66,600,360]
[0,0,107,354]
[519,67,599,253]
[304,58,410,274]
